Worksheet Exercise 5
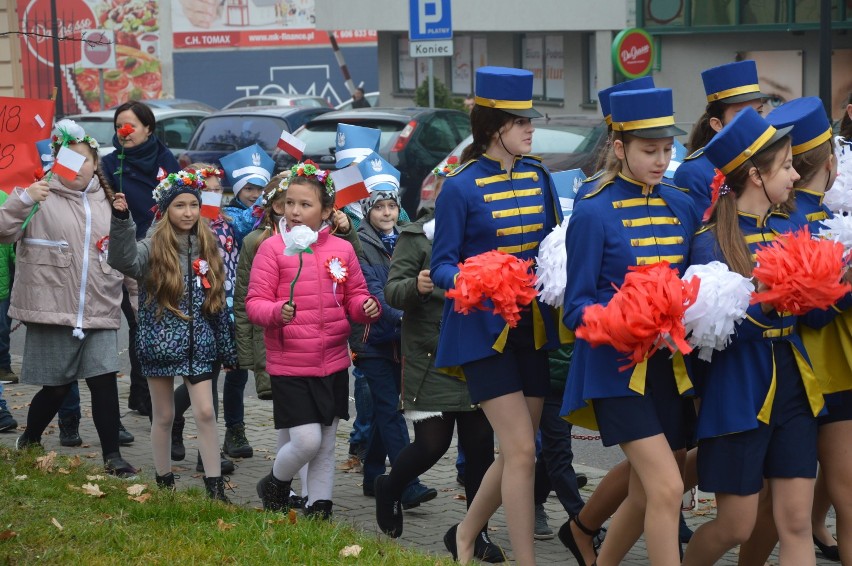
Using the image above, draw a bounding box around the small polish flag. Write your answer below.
[200,191,223,220]
[329,166,369,208]
[34,114,45,129]
[52,146,85,181]
[277,129,306,160]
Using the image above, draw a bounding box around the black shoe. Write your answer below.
[474,529,507,563]
[195,451,235,475]
[814,534,841,561]
[128,393,151,417]
[58,415,82,447]
[288,493,306,509]
[156,472,177,490]
[444,524,460,561]
[363,480,375,497]
[558,516,599,566]
[15,433,42,451]
[576,473,588,490]
[203,476,230,503]
[104,452,138,478]
[171,417,185,461]
[456,473,465,486]
[679,512,694,544]
[256,472,291,512]
[304,499,333,520]
[374,475,403,538]
[0,409,18,432]
[401,482,437,510]
[118,422,134,446]
[223,424,253,458]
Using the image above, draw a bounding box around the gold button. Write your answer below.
[533,174,539,181]
[476,180,484,187]
[624,220,632,227]
[614,202,622,209]
[489,99,497,107]
[743,149,753,157]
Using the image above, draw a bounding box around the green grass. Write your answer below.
[0,447,449,565]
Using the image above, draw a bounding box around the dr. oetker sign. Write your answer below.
[612,28,654,79]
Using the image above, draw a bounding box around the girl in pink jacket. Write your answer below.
[246,161,380,518]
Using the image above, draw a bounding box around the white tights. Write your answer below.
[272,419,339,505]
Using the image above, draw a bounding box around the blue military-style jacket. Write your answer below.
[673,149,715,220]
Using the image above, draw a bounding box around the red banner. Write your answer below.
[0,97,56,193]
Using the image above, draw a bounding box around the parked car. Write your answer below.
[67,108,212,158]
[335,91,381,110]
[419,114,608,210]
[284,107,471,215]
[222,94,333,110]
[179,106,334,191]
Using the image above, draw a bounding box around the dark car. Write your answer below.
[285,107,472,216]
[179,106,334,190]
[419,114,607,210]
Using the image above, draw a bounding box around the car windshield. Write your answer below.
[297,121,403,155]
[74,120,116,147]
[190,116,285,152]
[292,98,325,108]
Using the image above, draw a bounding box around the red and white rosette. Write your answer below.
[326,257,348,305]
[96,235,109,263]
[193,258,211,289]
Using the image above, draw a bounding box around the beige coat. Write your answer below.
[0,176,124,331]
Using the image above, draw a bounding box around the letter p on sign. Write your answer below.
[418,0,441,35]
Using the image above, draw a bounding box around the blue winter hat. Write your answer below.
[598,76,656,125]
[609,88,686,138]
[701,60,763,104]
[335,123,382,168]
[703,106,793,175]
[766,97,832,156]
[474,66,542,118]
[220,144,274,196]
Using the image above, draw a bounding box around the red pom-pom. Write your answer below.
[576,262,700,369]
[751,227,850,315]
[445,251,538,327]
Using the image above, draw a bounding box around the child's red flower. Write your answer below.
[117,124,135,138]
[447,156,459,165]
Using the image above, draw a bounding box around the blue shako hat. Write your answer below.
[598,76,656,126]
[220,144,274,197]
[703,107,793,175]
[335,123,382,168]
[609,88,686,139]
[766,97,833,156]
[357,151,400,193]
[701,60,764,104]
[474,66,542,118]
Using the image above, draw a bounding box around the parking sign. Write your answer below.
[408,0,452,41]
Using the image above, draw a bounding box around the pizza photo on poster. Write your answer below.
[17,0,162,113]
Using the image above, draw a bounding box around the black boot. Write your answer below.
[118,421,134,446]
[156,472,177,490]
[305,499,333,520]
[58,415,82,447]
[256,472,291,512]
[203,476,230,503]
[104,452,138,478]
[171,417,185,461]
[196,450,235,474]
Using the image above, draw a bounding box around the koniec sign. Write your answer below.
[612,28,654,79]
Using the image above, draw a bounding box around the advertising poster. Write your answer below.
[172,0,376,50]
[17,0,163,113]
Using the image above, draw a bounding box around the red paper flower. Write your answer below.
[447,156,459,165]
[445,251,538,327]
[751,227,850,315]
[225,236,234,253]
[117,124,135,138]
[576,262,700,370]
[33,167,45,181]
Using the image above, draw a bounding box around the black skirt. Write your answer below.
[270,370,350,428]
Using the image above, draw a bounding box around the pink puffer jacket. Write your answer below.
[246,227,378,377]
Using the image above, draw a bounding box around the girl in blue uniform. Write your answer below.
[674,60,766,216]
[431,66,563,566]
[561,88,698,566]
[682,107,828,566]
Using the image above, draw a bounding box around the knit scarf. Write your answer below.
[379,230,398,256]
[112,133,160,176]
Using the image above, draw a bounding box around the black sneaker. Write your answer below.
[223,424,253,458]
[118,422,134,446]
[15,434,41,450]
[0,409,17,432]
[58,415,82,447]
[104,452,138,478]
[474,530,507,563]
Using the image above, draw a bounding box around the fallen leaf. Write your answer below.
[452,494,467,501]
[264,455,275,461]
[172,466,189,472]
[51,517,63,531]
[186,435,197,439]
[80,444,91,448]
[129,493,151,503]
[225,481,238,490]
[288,509,297,524]
[86,475,106,481]
[266,517,288,524]
[0,530,17,540]
[57,468,71,475]
[11,405,21,410]
[36,451,57,473]
[10,392,22,396]
[126,484,147,496]
[67,455,82,468]
[81,483,106,498]
[14,475,27,481]
[339,545,362,558]
[83,452,98,459]
[217,518,235,531]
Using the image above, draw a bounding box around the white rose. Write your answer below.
[282,224,318,256]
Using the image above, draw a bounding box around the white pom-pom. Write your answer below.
[534,218,569,307]
[682,261,754,361]
[72,327,86,340]
[818,214,852,251]
[423,219,435,241]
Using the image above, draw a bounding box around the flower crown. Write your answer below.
[51,119,99,153]
[152,170,205,210]
[261,174,290,207]
[433,155,460,177]
[189,166,224,180]
[291,160,334,198]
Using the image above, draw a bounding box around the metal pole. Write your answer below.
[819,0,832,117]
[98,69,105,110]
[50,0,64,117]
[428,58,435,108]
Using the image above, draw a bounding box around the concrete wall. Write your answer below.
[0,4,23,98]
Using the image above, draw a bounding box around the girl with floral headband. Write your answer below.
[108,168,237,502]
[0,119,137,478]
[246,161,380,519]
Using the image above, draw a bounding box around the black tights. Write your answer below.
[387,410,494,508]
[24,373,121,457]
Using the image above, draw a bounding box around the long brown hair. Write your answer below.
[840,92,852,140]
[460,106,514,163]
[709,136,791,277]
[593,131,640,189]
[687,101,727,152]
[256,173,289,245]
[792,139,834,189]
[146,214,226,320]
